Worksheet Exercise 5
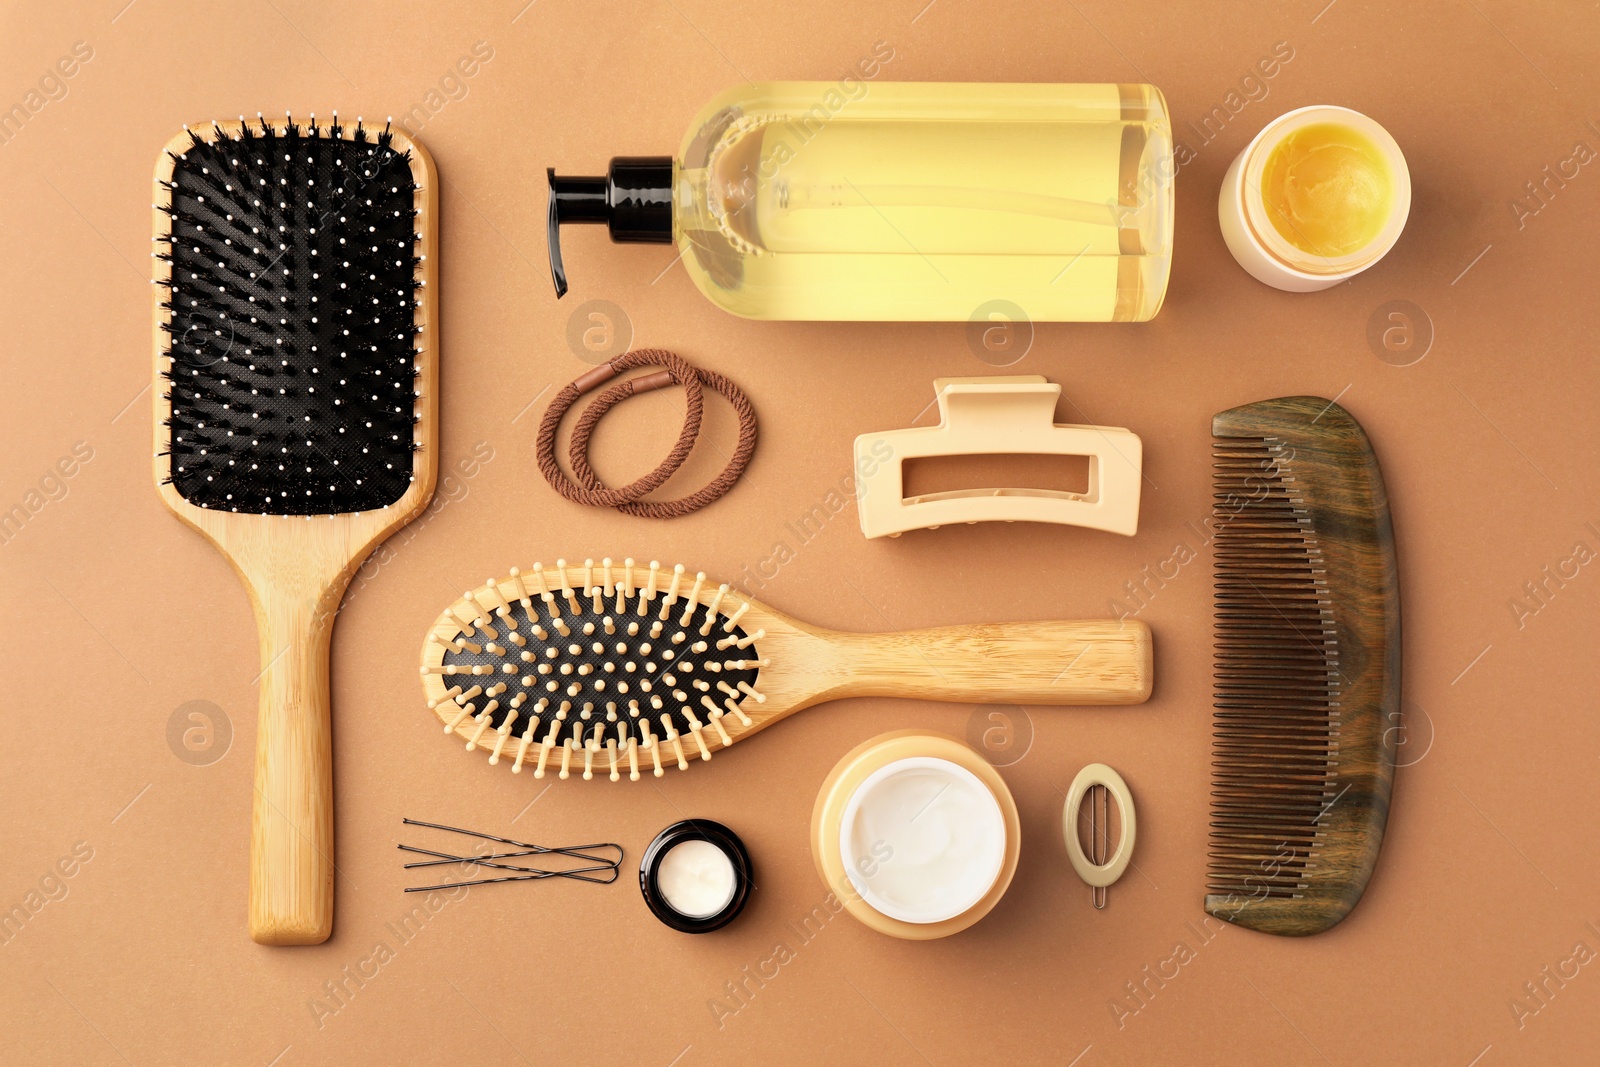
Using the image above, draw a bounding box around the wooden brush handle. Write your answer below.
[827,619,1151,704]
[248,584,337,945]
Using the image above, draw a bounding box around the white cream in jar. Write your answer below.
[839,757,1006,924]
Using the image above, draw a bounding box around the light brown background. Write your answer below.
[2,1,1598,1064]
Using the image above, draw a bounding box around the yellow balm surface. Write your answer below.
[1260,122,1393,257]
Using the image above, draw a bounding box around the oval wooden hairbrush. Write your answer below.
[419,559,1152,781]
[152,114,438,944]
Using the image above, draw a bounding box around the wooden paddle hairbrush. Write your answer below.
[152,114,438,944]
[1207,396,1400,936]
[420,559,1152,781]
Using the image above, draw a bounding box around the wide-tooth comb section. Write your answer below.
[425,561,765,780]
[157,115,421,514]
[1206,398,1400,937]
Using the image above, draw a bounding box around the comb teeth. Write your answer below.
[1208,435,1339,898]
[427,562,766,780]
[156,114,421,514]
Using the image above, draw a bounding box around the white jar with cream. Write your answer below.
[813,731,1020,939]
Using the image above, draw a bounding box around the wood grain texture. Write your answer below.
[1206,396,1400,937]
[151,120,439,944]
[419,563,1151,781]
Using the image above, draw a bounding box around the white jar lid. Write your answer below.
[1218,105,1411,292]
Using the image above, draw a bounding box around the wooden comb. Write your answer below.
[1207,396,1400,936]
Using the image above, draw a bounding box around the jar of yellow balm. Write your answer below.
[1219,105,1410,291]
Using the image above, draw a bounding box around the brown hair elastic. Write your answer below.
[536,349,757,518]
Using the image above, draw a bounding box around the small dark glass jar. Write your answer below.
[639,819,752,934]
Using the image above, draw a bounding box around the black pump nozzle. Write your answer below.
[547,157,673,298]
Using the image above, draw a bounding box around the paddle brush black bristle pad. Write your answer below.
[158,116,420,515]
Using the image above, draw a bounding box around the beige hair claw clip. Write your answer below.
[853,376,1142,539]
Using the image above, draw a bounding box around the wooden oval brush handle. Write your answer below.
[246,565,343,946]
[820,619,1152,704]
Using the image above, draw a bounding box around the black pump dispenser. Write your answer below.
[547,156,673,297]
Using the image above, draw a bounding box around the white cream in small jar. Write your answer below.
[839,757,1006,925]
[656,839,737,919]
[640,819,751,933]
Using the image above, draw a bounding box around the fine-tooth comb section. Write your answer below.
[156,113,421,514]
[1206,396,1400,937]
[422,560,766,782]
[1208,433,1337,900]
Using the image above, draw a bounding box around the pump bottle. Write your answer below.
[548,81,1174,322]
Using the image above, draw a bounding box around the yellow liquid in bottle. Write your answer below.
[674,82,1173,321]
[1259,123,1393,258]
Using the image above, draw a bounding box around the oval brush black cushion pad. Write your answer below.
[440,593,761,747]
[160,119,420,515]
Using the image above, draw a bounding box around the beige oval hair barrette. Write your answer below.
[1063,763,1136,909]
